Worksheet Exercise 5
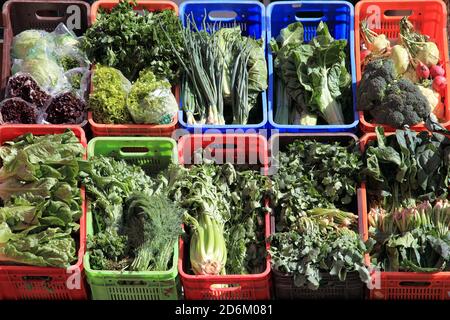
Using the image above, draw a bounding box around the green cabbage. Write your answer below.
[11,30,49,60]
[127,69,178,124]
[11,58,67,91]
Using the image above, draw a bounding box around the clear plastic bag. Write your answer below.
[5,72,52,109]
[127,70,178,125]
[52,23,90,72]
[11,58,70,93]
[43,91,87,125]
[11,29,52,60]
[64,68,90,101]
[9,23,89,95]
[0,97,44,124]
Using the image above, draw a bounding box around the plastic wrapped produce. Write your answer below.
[5,73,51,109]
[45,91,87,124]
[0,98,40,124]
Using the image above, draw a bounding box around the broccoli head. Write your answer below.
[357,59,430,128]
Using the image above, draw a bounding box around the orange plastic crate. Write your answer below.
[0,125,88,300]
[358,132,450,300]
[88,0,179,137]
[355,0,450,133]
[177,134,272,300]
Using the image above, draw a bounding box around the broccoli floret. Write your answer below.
[357,59,431,128]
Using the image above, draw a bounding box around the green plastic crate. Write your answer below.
[84,137,181,300]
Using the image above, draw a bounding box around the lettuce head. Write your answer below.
[127,69,178,124]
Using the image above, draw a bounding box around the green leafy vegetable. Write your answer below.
[168,162,274,275]
[127,69,178,125]
[89,65,132,124]
[81,0,183,82]
[365,127,450,272]
[81,156,181,272]
[0,130,84,268]
[271,21,352,125]
[269,138,370,290]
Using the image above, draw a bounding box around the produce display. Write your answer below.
[364,128,450,272]
[358,17,447,128]
[84,1,182,126]
[269,139,371,289]
[164,15,268,126]
[0,131,84,268]
[270,22,352,126]
[2,0,450,303]
[1,23,89,125]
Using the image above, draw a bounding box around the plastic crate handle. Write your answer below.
[398,281,431,287]
[210,284,242,292]
[117,280,148,286]
[22,276,52,282]
[295,11,324,22]
[384,10,413,17]
[208,10,237,22]
[35,9,66,21]
[118,146,154,158]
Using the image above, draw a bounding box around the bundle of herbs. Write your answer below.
[81,0,183,83]
[363,127,450,272]
[81,156,182,271]
[269,139,372,290]
[270,22,352,126]
[163,15,267,125]
[167,160,275,275]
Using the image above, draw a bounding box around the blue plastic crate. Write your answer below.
[178,0,268,134]
[267,1,358,133]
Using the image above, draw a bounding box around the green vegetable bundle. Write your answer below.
[89,65,132,124]
[163,16,267,126]
[81,0,183,83]
[364,127,450,211]
[368,201,450,272]
[364,127,450,272]
[269,139,371,290]
[81,156,182,272]
[0,131,84,268]
[271,22,352,126]
[168,162,274,275]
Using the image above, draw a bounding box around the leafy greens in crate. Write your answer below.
[269,139,372,290]
[364,127,450,272]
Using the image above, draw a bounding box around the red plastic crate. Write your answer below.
[355,0,450,133]
[88,0,179,137]
[358,132,450,300]
[1,0,91,92]
[269,133,368,300]
[177,134,272,300]
[0,125,88,300]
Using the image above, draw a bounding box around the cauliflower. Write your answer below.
[417,85,440,112]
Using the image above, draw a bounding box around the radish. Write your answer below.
[433,76,447,93]
[360,49,372,61]
[430,64,445,78]
[416,62,430,79]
